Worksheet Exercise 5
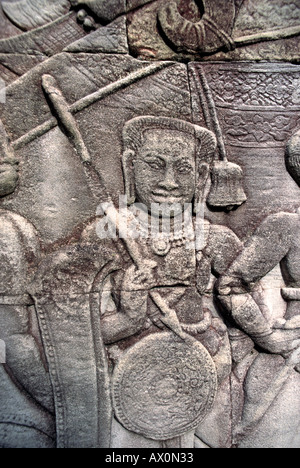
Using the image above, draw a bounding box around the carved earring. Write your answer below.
[122,149,136,205]
[194,162,210,215]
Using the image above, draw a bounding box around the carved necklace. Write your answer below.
[124,208,197,257]
[148,219,195,257]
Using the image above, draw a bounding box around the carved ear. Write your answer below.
[122,149,136,205]
[194,162,210,214]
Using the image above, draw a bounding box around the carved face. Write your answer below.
[133,129,196,214]
[0,163,18,197]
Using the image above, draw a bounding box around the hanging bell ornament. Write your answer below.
[207,160,247,211]
[194,66,247,211]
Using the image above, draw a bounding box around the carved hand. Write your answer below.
[120,264,155,322]
[216,275,248,296]
[256,328,300,356]
[5,333,54,413]
[219,289,300,356]
[122,263,156,292]
[0,304,54,413]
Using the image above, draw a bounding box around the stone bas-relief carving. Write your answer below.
[1,0,300,85]
[0,0,299,450]
[0,123,55,448]
[98,116,242,446]
[127,0,300,61]
[216,129,300,447]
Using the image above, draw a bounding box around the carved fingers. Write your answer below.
[228,293,273,338]
[69,0,100,30]
[216,275,247,296]
[258,329,300,356]
[120,265,154,324]
[286,345,300,371]
[75,8,97,30]
[274,315,300,330]
[5,333,54,413]
[149,291,187,340]
[122,264,156,292]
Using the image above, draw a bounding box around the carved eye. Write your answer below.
[176,164,192,174]
[0,166,10,173]
[146,159,165,171]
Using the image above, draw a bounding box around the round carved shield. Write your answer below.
[112,332,218,440]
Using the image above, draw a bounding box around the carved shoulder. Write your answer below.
[247,211,298,246]
[32,217,128,299]
[0,210,40,294]
[207,224,243,275]
[0,209,40,251]
[80,216,128,259]
[224,211,299,286]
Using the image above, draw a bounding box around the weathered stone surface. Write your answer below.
[70,0,126,23]
[0,0,299,450]
[64,16,128,53]
[0,54,191,244]
[1,0,70,30]
[127,0,300,62]
[189,62,300,238]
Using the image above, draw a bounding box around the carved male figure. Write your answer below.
[0,123,55,448]
[28,116,300,448]
[83,116,245,447]
[217,129,300,356]
[29,115,245,448]
[216,128,300,447]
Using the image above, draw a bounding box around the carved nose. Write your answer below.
[159,168,179,191]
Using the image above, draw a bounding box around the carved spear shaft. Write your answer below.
[235,24,300,48]
[12,62,173,151]
[191,66,227,162]
[0,119,15,162]
[41,72,156,275]
[42,74,91,163]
